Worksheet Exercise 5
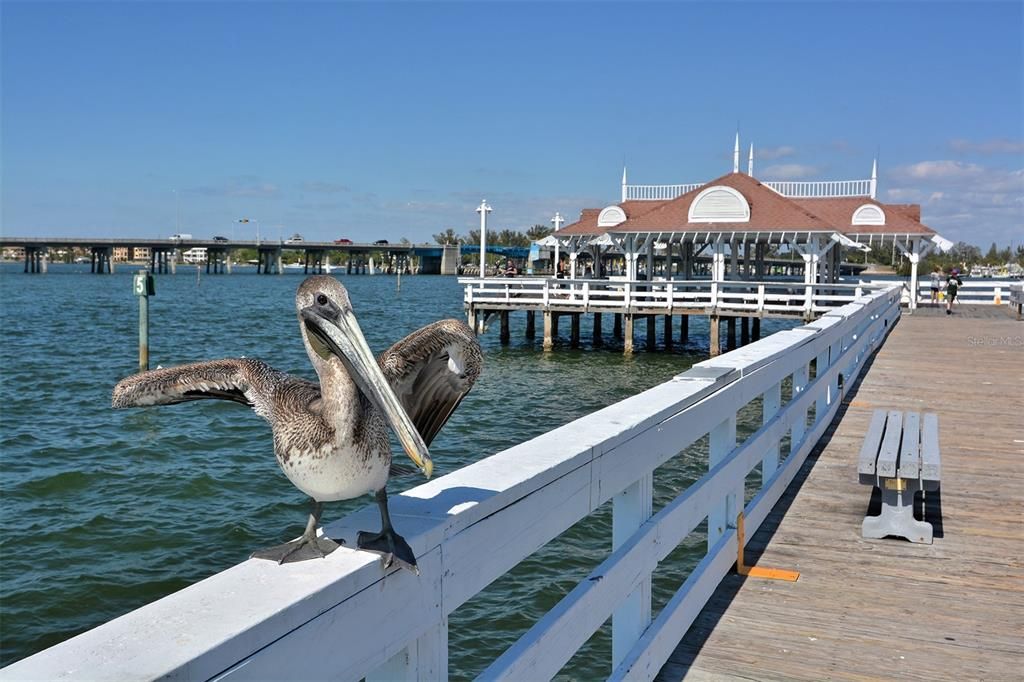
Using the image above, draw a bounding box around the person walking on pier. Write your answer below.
[930,266,942,307]
[945,268,963,315]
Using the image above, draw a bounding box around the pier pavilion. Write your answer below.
[463,137,953,354]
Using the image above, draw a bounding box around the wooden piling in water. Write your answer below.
[543,311,554,351]
[613,313,623,339]
[570,314,581,348]
[709,315,720,357]
[592,313,603,347]
[499,311,510,345]
[624,314,634,355]
[727,317,737,350]
[741,316,750,345]
[525,311,535,339]
[664,315,674,349]
[680,314,689,345]
[646,315,656,351]
[752,317,761,341]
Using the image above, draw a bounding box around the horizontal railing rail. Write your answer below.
[462,277,888,316]
[2,287,902,682]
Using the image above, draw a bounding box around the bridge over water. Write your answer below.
[0,236,531,275]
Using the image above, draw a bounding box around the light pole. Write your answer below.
[551,212,564,275]
[238,218,260,246]
[476,200,491,277]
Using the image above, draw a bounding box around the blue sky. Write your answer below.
[2,1,1022,247]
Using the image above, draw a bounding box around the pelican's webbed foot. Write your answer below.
[357,527,418,575]
[358,488,419,574]
[251,500,342,564]
[252,535,342,564]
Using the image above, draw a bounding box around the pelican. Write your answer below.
[112,275,482,573]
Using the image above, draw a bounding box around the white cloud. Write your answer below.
[949,138,1024,155]
[757,145,797,161]
[761,163,819,180]
[885,161,1023,245]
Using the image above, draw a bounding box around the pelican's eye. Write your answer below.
[316,294,329,306]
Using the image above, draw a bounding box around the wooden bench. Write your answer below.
[857,410,941,544]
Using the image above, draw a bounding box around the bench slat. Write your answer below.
[857,410,888,475]
[876,411,903,478]
[899,412,921,478]
[921,412,941,482]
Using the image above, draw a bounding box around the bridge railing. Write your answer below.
[462,277,885,316]
[860,278,1022,306]
[1,287,902,682]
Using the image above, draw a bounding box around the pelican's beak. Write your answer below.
[301,305,433,479]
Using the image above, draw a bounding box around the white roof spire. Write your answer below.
[733,132,740,173]
[870,158,878,199]
[621,165,628,202]
[748,143,754,176]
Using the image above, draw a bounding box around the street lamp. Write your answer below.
[238,218,260,246]
[476,200,491,278]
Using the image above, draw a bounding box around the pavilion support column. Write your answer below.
[592,313,603,347]
[646,315,656,351]
[752,317,761,341]
[543,311,554,352]
[709,315,720,357]
[525,310,536,339]
[570,314,581,348]
[727,317,737,350]
[679,314,689,345]
[729,238,739,280]
[499,311,510,345]
[744,242,753,279]
[664,315,674,349]
[613,313,623,339]
[624,314,635,355]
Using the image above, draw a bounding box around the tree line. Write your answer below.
[432,224,553,247]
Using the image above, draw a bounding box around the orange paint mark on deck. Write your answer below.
[735,513,800,582]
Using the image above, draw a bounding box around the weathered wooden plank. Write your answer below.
[900,411,921,478]
[876,410,903,478]
[921,412,941,483]
[857,412,889,476]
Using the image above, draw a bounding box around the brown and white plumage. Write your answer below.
[111,276,482,570]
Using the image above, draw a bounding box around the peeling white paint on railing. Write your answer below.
[1,287,902,682]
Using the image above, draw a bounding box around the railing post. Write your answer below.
[366,620,448,682]
[708,414,738,549]
[612,473,653,669]
[791,363,809,455]
[815,348,830,424]
[762,381,781,486]
[757,283,765,313]
[583,281,590,311]
[543,279,550,308]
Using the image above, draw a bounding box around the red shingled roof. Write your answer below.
[794,197,934,235]
[554,173,935,239]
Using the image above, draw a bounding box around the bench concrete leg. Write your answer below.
[863,486,933,544]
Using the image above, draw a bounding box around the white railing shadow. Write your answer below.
[2,287,902,682]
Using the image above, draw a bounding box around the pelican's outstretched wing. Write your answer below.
[111,358,314,422]
[378,319,483,446]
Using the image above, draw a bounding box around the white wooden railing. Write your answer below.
[763,179,872,198]
[622,179,871,201]
[463,277,888,317]
[1,287,902,682]
[906,278,1021,306]
[623,183,704,201]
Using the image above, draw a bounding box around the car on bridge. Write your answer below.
[212,235,229,242]
[334,238,353,245]
[284,233,304,244]
[374,239,389,246]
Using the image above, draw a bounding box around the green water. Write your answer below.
[0,264,798,677]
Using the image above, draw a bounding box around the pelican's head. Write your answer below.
[296,276,432,479]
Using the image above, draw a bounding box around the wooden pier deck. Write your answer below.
[659,308,1023,680]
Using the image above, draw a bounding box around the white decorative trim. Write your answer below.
[597,205,627,228]
[852,204,885,226]
[688,186,750,223]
